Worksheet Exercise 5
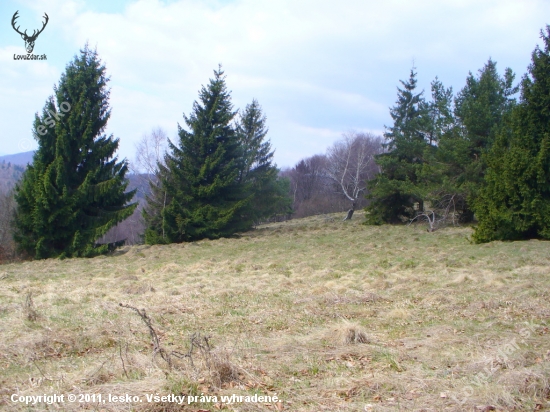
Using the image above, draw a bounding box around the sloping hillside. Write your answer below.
[0,215,549,411]
[0,151,34,167]
[0,161,25,193]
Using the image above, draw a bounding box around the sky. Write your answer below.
[1,0,549,168]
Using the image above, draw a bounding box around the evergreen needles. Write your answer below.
[14,45,136,258]
[143,66,290,244]
[473,27,550,242]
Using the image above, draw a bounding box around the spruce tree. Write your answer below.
[453,59,518,201]
[236,99,272,185]
[148,66,251,243]
[473,27,550,242]
[365,69,429,224]
[418,79,467,218]
[14,45,136,259]
[236,99,291,223]
[425,78,455,147]
[455,59,517,159]
[418,62,518,225]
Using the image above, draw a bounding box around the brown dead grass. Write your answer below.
[328,321,371,345]
[0,212,549,411]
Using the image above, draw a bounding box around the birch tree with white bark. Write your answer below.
[326,132,383,220]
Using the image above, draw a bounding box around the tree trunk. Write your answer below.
[343,202,356,221]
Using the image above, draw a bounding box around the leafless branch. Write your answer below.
[119,303,173,369]
[119,302,211,372]
[133,127,168,176]
[408,194,459,231]
[131,127,169,200]
[326,131,383,216]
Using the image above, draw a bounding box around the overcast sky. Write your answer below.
[1,0,549,168]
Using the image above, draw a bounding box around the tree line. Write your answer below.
[7,47,293,259]
[365,27,550,242]
[2,26,550,260]
[280,132,383,219]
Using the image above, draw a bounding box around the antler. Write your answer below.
[11,11,27,37]
[12,11,49,54]
[28,12,49,40]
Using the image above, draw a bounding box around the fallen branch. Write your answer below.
[408,195,459,232]
[119,303,238,387]
[409,210,437,232]
[119,303,210,371]
[119,303,173,369]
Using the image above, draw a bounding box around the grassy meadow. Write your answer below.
[0,212,549,411]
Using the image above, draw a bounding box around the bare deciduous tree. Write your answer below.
[132,127,168,184]
[288,155,329,204]
[326,132,383,219]
[279,133,384,220]
[98,128,169,246]
[134,127,172,243]
[280,155,347,218]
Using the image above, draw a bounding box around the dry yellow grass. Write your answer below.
[0,211,549,411]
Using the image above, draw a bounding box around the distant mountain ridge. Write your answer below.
[0,151,35,166]
[0,162,25,193]
[0,151,151,201]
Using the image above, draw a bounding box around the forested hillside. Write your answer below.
[0,151,34,168]
[0,161,25,193]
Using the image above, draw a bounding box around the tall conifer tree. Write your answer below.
[417,61,518,224]
[149,66,251,243]
[14,45,136,259]
[473,27,550,242]
[365,69,429,224]
[453,59,518,201]
[455,60,517,159]
[236,99,291,224]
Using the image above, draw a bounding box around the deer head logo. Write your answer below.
[11,11,49,54]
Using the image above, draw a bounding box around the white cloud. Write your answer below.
[2,0,550,166]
